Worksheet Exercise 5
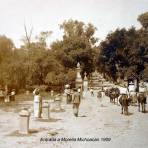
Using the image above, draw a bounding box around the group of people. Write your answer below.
[0,87,15,103]
[65,86,105,117]
[33,86,82,118]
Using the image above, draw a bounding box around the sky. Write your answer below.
[0,0,148,47]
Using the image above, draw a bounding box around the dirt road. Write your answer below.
[0,91,148,148]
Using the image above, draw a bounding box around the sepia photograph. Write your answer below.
[0,0,148,147]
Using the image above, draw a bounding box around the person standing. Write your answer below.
[78,86,83,99]
[0,88,4,103]
[72,88,81,117]
[10,89,15,101]
[65,85,71,104]
[90,88,94,96]
[33,88,42,118]
[97,91,103,106]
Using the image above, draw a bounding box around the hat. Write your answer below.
[35,88,40,95]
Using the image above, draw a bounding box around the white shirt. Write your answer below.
[128,85,135,92]
[119,87,128,94]
[11,91,15,95]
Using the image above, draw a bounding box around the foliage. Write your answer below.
[51,20,97,77]
[0,12,148,92]
[138,12,148,30]
[96,13,148,82]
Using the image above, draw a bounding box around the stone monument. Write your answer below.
[54,94,61,110]
[33,94,42,118]
[75,62,83,89]
[83,72,88,98]
[19,108,30,134]
[42,101,50,119]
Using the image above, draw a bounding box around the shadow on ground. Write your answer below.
[125,112,133,116]
[6,129,39,137]
[35,118,61,122]
[78,115,87,117]
[50,109,65,113]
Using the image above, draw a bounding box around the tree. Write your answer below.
[51,19,98,77]
[35,31,52,49]
[0,35,14,62]
[96,12,148,82]
[138,12,148,30]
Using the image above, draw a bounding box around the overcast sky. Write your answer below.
[0,0,148,47]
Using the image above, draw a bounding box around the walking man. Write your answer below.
[90,88,94,96]
[72,88,81,117]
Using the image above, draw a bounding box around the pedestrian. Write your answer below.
[97,91,103,106]
[90,88,94,96]
[72,88,81,117]
[70,89,74,103]
[33,88,42,118]
[0,88,5,103]
[65,84,71,104]
[78,86,83,99]
[97,91,102,99]
[10,89,15,101]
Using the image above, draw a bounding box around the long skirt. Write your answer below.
[34,101,42,118]
[67,94,71,104]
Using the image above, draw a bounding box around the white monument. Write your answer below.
[33,94,42,118]
[75,62,83,88]
[42,101,50,119]
[83,72,88,98]
[54,94,61,110]
[19,108,30,134]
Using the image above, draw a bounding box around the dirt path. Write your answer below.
[0,91,148,148]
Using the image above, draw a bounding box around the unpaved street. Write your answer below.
[0,91,148,148]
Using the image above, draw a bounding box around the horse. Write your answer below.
[119,94,132,115]
[137,92,147,113]
[108,87,120,104]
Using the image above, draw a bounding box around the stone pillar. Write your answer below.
[75,62,83,89]
[42,101,50,119]
[49,99,55,110]
[19,108,30,134]
[83,72,88,98]
[83,72,88,91]
[54,95,61,110]
[33,95,42,118]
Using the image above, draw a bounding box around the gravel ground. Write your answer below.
[0,91,148,148]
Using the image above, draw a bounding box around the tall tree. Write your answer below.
[51,19,98,77]
[138,12,148,31]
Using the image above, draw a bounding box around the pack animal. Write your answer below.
[108,87,120,104]
[119,94,132,115]
[137,93,147,113]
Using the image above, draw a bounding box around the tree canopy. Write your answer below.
[96,12,148,82]
[0,12,148,92]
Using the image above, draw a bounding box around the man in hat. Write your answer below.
[72,88,81,117]
[90,88,94,96]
